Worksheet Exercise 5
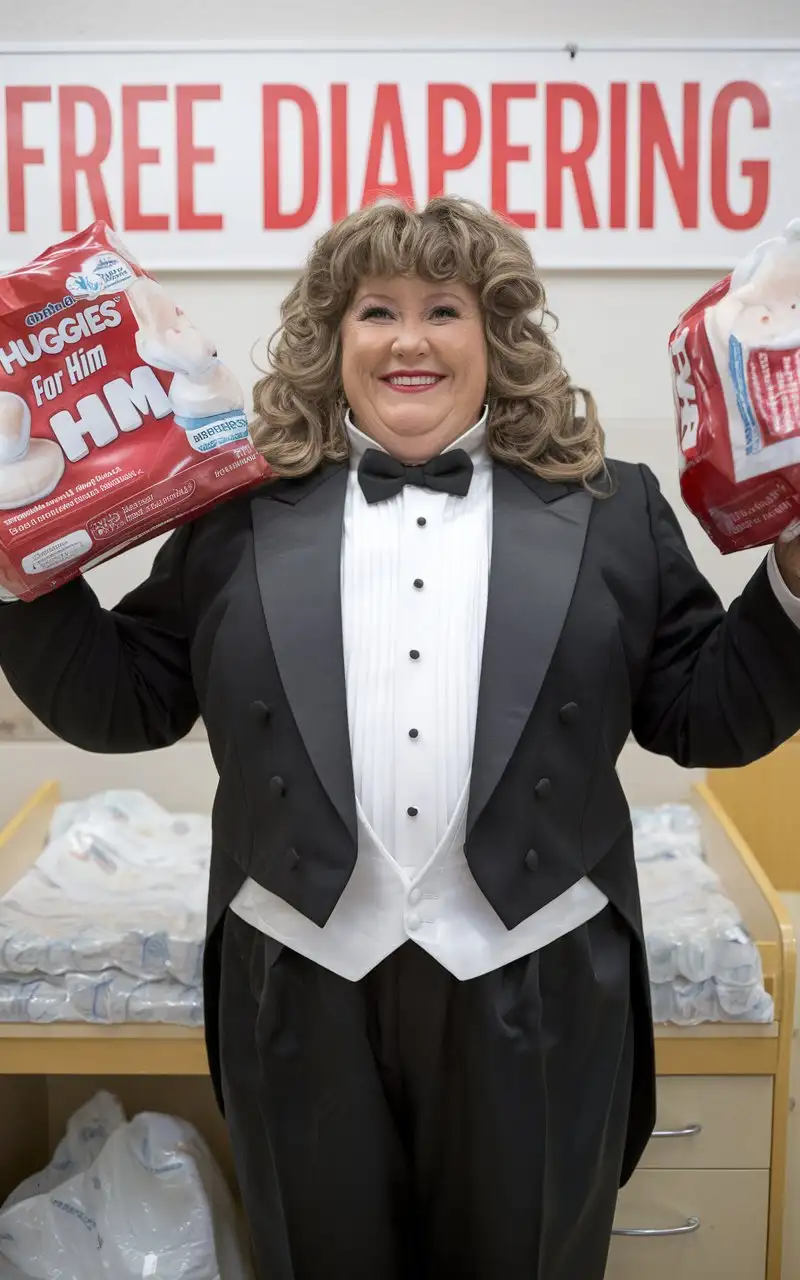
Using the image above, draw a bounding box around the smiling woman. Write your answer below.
[252,195,605,482]
[5,193,800,1280]
[339,277,487,462]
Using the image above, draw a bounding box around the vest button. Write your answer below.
[407,911,422,931]
[269,775,286,798]
[534,777,552,800]
[525,849,539,872]
[559,702,579,724]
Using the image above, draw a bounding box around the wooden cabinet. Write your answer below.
[609,1169,769,1280]
[641,1076,773,1171]
[608,1077,774,1277]
[0,780,795,1280]
[605,781,797,1280]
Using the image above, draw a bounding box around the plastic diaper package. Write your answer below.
[0,222,269,602]
[0,1091,253,1279]
[632,804,773,1026]
[670,219,800,552]
[0,790,209,1025]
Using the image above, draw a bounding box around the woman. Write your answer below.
[3,197,800,1280]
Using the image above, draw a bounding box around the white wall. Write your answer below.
[2,0,799,814]
[5,0,799,42]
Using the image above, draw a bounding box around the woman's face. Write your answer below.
[340,275,488,462]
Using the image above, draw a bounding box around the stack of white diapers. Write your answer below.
[0,791,209,1025]
[0,793,771,1028]
[633,804,773,1025]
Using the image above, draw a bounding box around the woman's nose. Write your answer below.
[391,324,430,357]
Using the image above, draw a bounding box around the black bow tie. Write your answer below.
[357,447,474,505]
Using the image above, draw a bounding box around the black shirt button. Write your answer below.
[525,849,539,872]
[287,847,300,869]
[409,649,420,660]
[413,578,424,589]
[559,702,579,724]
[408,728,419,739]
[252,700,272,719]
[269,776,286,797]
[534,778,552,800]
[407,806,419,817]
[417,517,427,527]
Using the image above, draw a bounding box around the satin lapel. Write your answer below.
[250,465,357,843]
[466,464,594,834]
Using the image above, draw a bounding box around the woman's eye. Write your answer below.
[429,306,459,320]
[357,305,395,321]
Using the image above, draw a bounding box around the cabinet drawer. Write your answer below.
[640,1076,772,1169]
[607,1169,768,1280]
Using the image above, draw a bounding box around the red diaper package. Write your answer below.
[0,223,270,602]
[669,219,800,553]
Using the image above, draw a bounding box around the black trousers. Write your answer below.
[219,905,635,1280]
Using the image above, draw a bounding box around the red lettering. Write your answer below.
[263,85,319,230]
[428,84,481,199]
[58,87,113,233]
[331,84,348,222]
[711,81,770,232]
[609,83,628,230]
[362,84,414,206]
[639,83,700,229]
[490,84,537,229]
[176,85,223,231]
[5,86,51,233]
[545,84,600,229]
[121,85,170,231]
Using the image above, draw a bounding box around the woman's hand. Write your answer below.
[774,522,800,597]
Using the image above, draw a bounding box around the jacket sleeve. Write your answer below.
[631,464,800,768]
[0,525,199,753]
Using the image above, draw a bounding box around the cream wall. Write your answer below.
[1,0,799,816]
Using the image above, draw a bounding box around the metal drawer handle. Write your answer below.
[652,1123,702,1139]
[613,1217,701,1238]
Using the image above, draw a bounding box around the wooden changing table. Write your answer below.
[0,779,794,1280]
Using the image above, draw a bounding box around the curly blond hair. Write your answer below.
[252,197,605,484]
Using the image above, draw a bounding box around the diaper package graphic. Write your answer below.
[670,219,800,552]
[0,223,270,602]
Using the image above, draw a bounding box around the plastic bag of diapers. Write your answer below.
[669,219,800,551]
[0,1092,253,1278]
[0,223,269,601]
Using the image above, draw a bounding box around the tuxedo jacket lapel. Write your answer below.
[251,464,357,843]
[467,464,594,834]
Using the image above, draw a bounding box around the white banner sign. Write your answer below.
[0,42,798,271]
